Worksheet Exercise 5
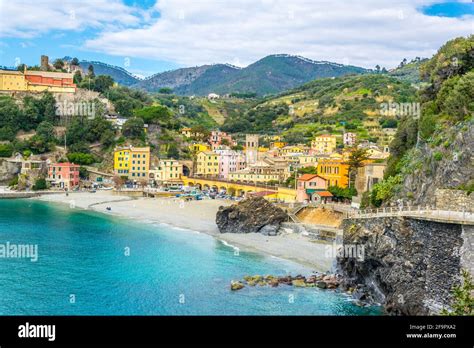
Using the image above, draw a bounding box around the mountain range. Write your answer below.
[80,54,370,96]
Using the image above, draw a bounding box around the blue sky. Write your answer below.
[0,0,472,77]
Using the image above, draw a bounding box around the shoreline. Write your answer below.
[33,191,336,272]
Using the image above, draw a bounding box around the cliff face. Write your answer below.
[394,124,474,206]
[338,217,472,315]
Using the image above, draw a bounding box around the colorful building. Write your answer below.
[215,149,246,180]
[270,141,287,149]
[0,70,28,91]
[278,145,308,156]
[0,68,76,93]
[189,143,211,153]
[296,174,333,203]
[317,158,349,188]
[149,159,183,183]
[209,131,235,149]
[196,151,220,177]
[47,162,80,190]
[228,170,281,184]
[311,134,337,154]
[343,132,357,147]
[114,146,150,180]
[229,158,290,184]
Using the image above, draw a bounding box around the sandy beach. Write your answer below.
[36,191,336,271]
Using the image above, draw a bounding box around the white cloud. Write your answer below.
[0,0,145,38]
[82,0,472,69]
[1,0,473,69]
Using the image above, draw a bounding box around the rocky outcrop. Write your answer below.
[216,197,288,235]
[392,122,474,206]
[0,159,20,184]
[338,217,472,315]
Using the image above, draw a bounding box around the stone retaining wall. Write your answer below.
[435,189,473,211]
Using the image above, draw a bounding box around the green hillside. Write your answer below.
[222,73,417,146]
[135,55,369,96]
[367,35,474,207]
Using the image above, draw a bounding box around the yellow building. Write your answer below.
[317,158,349,188]
[228,171,281,183]
[311,134,337,154]
[278,145,307,156]
[114,146,150,180]
[189,143,211,153]
[196,151,220,177]
[0,70,28,91]
[150,159,183,183]
[297,155,318,167]
[270,141,287,149]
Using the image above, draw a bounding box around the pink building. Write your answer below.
[215,149,246,180]
[209,131,236,149]
[296,174,333,203]
[47,162,80,190]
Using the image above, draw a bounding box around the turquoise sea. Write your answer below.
[0,199,380,315]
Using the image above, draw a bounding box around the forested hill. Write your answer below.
[134,54,369,96]
[79,61,141,86]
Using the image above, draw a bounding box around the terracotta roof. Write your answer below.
[299,174,326,182]
[315,191,333,197]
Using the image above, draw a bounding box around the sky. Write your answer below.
[0,0,472,78]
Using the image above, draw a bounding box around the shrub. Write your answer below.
[67,152,96,165]
[32,178,47,191]
[441,269,474,316]
[8,176,18,187]
[433,152,443,161]
[0,143,13,157]
[370,174,402,207]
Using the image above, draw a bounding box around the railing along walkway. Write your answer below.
[346,206,474,225]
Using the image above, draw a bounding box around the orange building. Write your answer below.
[317,158,349,188]
[24,70,76,92]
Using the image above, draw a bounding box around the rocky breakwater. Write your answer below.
[216,197,288,236]
[231,273,341,290]
[229,273,375,307]
[338,217,471,315]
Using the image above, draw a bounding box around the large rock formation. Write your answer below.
[0,159,20,184]
[216,197,288,235]
[338,217,472,315]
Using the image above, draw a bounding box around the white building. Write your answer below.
[343,132,357,146]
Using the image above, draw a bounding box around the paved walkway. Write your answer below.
[347,206,474,225]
